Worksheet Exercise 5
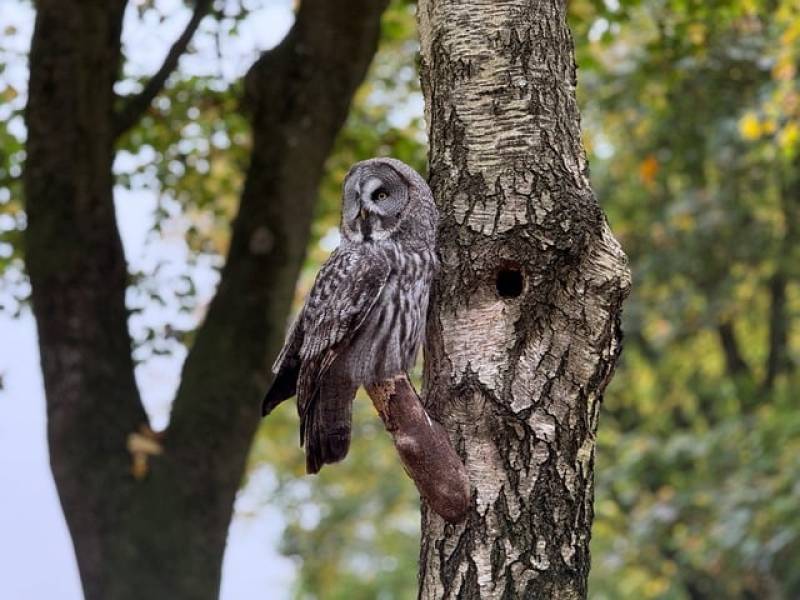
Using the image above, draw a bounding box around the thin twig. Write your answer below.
[113,0,213,138]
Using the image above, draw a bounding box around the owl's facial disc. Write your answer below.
[341,163,408,242]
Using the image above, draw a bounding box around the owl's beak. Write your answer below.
[359,207,368,221]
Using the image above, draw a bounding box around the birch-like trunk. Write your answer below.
[417,1,631,597]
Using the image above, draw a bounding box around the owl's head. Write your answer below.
[340,158,436,244]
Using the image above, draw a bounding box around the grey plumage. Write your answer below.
[262,157,438,474]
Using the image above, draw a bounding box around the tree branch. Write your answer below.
[113,0,212,138]
[763,162,800,390]
[717,319,751,378]
[366,375,470,524]
[764,272,789,391]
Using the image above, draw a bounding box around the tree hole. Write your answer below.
[496,267,524,299]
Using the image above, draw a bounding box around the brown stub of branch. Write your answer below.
[366,375,470,524]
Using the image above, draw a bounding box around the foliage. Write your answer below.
[0,7,29,315]
[250,393,421,600]
[574,0,800,597]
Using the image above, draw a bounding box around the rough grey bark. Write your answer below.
[416,1,631,598]
[23,1,388,598]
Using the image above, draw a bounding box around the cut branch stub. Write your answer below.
[366,375,470,523]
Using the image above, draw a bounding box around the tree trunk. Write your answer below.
[416,1,631,598]
[24,1,388,598]
[25,5,144,598]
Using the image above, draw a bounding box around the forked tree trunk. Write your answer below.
[24,1,388,598]
[417,1,631,597]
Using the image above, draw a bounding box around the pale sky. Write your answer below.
[0,1,302,598]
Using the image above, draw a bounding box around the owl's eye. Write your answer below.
[373,188,389,202]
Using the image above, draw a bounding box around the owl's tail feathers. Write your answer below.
[301,384,356,475]
[261,364,299,417]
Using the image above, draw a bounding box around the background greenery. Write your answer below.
[1,0,798,598]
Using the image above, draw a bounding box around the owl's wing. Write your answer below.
[269,310,305,378]
[261,246,389,419]
[295,247,390,470]
[261,314,304,416]
[299,246,390,364]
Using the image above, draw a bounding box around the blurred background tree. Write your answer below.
[13,0,392,597]
[1,0,798,598]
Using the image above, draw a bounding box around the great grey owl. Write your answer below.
[261,157,438,474]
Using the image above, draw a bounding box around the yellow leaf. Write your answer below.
[1,86,17,102]
[779,122,799,150]
[673,213,695,232]
[740,0,758,14]
[772,56,796,82]
[688,23,706,45]
[739,112,762,140]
